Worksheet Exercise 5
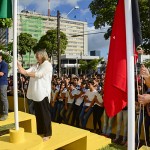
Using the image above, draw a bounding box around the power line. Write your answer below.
[71,31,106,37]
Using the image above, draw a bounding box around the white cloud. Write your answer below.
[18,0,83,15]
[80,8,89,16]
[88,26,110,58]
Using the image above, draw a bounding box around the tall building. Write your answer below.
[0,10,100,74]
[90,50,101,57]
[7,10,88,56]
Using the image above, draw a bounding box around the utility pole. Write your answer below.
[57,10,61,77]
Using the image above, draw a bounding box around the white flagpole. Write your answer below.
[124,0,135,149]
[13,0,19,130]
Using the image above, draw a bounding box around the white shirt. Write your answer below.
[84,89,97,107]
[66,89,78,104]
[94,92,103,106]
[75,90,84,106]
[58,88,67,101]
[26,60,52,102]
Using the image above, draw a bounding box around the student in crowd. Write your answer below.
[92,91,104,134]
[79,79,97,129]
[55,81,67,123]
[50,82,59,121]
[60,82,77,124]
[102,111,115,137]
[113,107,128,145]
[71,81,87,127]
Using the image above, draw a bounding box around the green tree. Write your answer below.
[89,0,150,53]
[1,52,12,64]
[79,60,88,74]
[0,43,5,50]
[0,44,12,69]
[79,58,103,74]
[18,33,37,60]
[0,18,12,28]
[33,29,68,57]
[7,42,13,53]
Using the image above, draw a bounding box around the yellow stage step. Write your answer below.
[42,123,88,150]
[87,132,111,150]
[0,112,111,150]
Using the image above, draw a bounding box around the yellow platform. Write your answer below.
[8,96,149,142]
[0,111,36,133]
[0,132,43,150]
[139,145,150,150]
[0,112,111,150]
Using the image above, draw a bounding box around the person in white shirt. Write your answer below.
[79,79,97,129]
[71,81,87,127]
[88,91,104,134]
[60,82,77,124]
[17,49,52,142]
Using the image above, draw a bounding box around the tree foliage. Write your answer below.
[0,44,12,64]
[0,18,12,28]
[79,58,103,74]
[89,0,150,53]
[0,51,12,64]
[33,29,68,57]
[18,33,37,58]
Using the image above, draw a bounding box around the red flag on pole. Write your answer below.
[103,0,142,117]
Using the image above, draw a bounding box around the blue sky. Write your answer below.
[18,0,110,59]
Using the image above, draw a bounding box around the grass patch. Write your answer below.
[0,123,15,132]
[100,143,127,150]
[0,123,15,136]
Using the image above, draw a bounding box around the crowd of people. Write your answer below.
[0,50,150,146]
[5,70,150,146]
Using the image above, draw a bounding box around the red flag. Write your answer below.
[103,0,142,117]
[103,0,127,117]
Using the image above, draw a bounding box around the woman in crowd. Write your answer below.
[55,81,67,123]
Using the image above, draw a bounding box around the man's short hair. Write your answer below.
[0,52,2,56]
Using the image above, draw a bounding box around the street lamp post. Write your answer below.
[57,6,79,77]
[66,6,79,17]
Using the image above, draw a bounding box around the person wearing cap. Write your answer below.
[0,52,9,121]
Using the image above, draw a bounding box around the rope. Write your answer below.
[135,54,148,150]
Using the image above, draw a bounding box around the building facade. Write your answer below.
[7,10,88,56]
[0,10,101,75]
[90,50,101,57]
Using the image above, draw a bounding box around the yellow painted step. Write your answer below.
[87,132,111,150]
[0,132,43,150]
[42,123,88,150]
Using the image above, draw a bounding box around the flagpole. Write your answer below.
[13,0,19,130]
[124,0,135,149]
